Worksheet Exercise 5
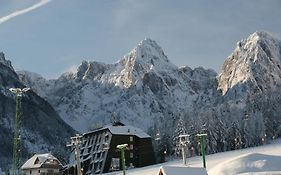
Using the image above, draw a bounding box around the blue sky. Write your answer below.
[0,0,280,79]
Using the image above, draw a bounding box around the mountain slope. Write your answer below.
[0,52,75,171]
[18,38,218,133]
[218,31,281,97]
[18,32,281,160]
[212,31,281,150]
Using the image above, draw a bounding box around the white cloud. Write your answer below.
[0,0,52,24]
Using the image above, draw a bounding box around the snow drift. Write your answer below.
[208,153,281,175]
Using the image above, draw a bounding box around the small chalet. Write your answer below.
[21,153,62,175]
[0,168,5,175]
[66,122,155,174]
[158,166,208,175]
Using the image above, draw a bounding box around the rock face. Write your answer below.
[218,31,281,97]
[18,32,281,157]
[0,53,75,171]
[214,31,281,150]
[18,38,218,133]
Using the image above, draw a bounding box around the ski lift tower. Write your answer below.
[179,134,189,166]
[196,133,207,168]
[67,134,83,175]
[116,144,128,175]
[9,87,30,175]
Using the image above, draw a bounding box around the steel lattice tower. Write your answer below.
[9,88,30,175]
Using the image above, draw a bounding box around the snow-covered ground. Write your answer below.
[104,139,281,175]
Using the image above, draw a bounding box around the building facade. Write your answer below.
[69,122,155,174]
[21,153,62,175]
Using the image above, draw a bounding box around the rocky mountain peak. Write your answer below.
[135,38,170,65]
[121,38,176,72]
[0,52,14,71]
[105,38,177,88]
[238,31,281,61]
[75,60,108,80]
[218,31,281,95]
[123,38,176,71]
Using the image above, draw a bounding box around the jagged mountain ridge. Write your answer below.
[18,38,218,132]
[0,53,75,171]
[18,32,281,156]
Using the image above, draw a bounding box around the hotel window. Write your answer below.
[130,136,133,142]
[104,136,107,142]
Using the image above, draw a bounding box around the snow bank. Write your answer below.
[208,153,281,175]
[239,172,281,175]
[159,165,207,175]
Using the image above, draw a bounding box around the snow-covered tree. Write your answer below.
[172,115,187,157]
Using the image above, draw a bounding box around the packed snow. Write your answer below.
[158,166,207,175]
[208,153,281,175]
[103,139,281,175]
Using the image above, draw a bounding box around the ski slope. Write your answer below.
[104,139,281,175]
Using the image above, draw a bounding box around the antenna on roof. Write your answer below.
[111,112,123,126]
[110,112,116,124]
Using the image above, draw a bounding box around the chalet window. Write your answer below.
[30,170,32,174]
[38,170,40,173]
[34,157,40,164]
[130,152,133,158]
[130,136,133,142]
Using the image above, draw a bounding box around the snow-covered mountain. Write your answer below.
[212,31,281,151]
[0,52,75,171]
[18,32,281,159]
[218,31,281,97]
[18,38,218,133]
[17,70,55,98]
